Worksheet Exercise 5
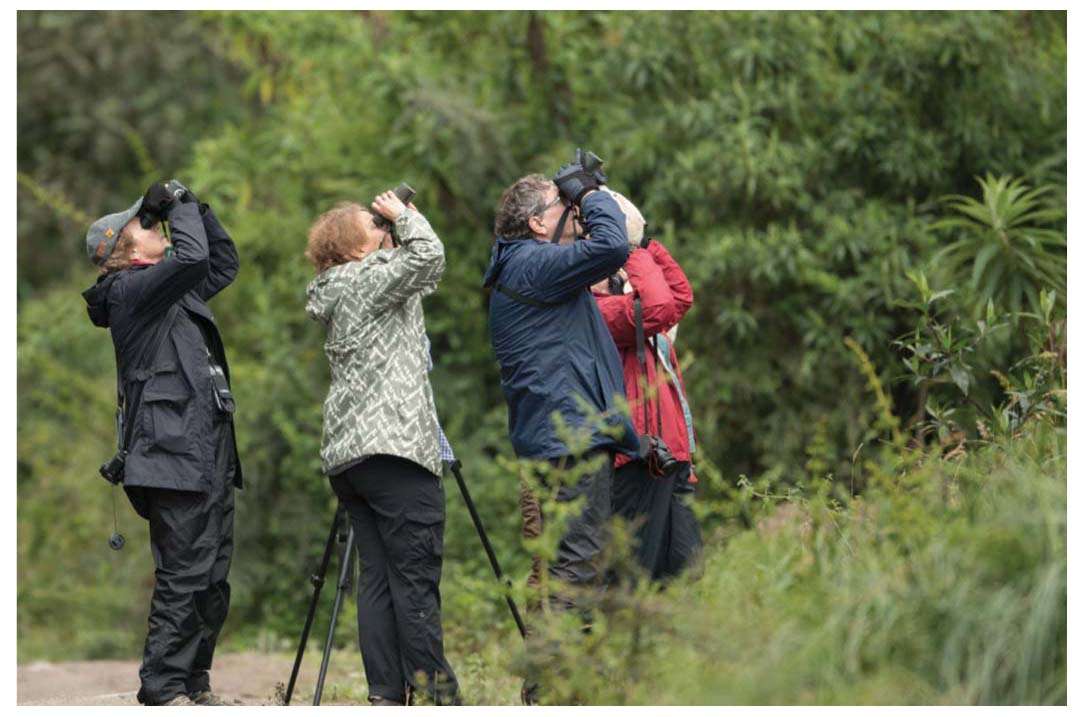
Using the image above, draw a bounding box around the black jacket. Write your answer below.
[82,201,242,492]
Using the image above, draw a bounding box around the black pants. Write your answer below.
[612,460,701,581]
[329,454,459,705]
[136,423,236,705]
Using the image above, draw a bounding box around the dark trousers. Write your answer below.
[519,448,615,605]
[329,454,459,705]
[517,449,615,703]
[612,460,701,581]
[136,424,235,705]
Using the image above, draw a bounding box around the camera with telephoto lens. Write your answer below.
[576,148,607,185]
[99,450,126,485]
[373,182,417,232]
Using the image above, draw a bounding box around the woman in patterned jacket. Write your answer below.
[305,190,459,706]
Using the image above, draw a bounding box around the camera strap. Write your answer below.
[489,261,575,308]
[205,345,235,414]
[633,297,664,438]
[493,283,567,308]
[549,204,575,244]
[112,343,124,452]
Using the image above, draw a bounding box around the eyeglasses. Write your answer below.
[535,195,564,216]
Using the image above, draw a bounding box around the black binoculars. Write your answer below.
[372,182,417,231]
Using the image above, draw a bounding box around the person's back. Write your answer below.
[589,188,703,582]
[305,205,443,477]
[304,193,459,706]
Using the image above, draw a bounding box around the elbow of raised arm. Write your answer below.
[219,260,239,285]
[173,239,210,267]
[675,285,694,317]
[614,235,630,260]
[430,252,447,283]
[673,283,694,311]
[419,237,446,272]
[601,240,630,275]
[192,256,211,281]
[173,254,211,285]
[642,303,678,334]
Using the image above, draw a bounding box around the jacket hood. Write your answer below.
[482,238,528,289]
[82,273,120,328]
[305,262,353,324]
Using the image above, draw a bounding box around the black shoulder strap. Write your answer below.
[633,296,664,436]
[549,204,575,243]
[487,236,581,309]
[493,283,569,308]
[634,298,649,432]
[112,342,125,452]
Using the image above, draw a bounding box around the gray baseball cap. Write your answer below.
[85,196,143,265]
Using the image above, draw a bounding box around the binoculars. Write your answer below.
[373,182,417,230]
[137,179,193,229]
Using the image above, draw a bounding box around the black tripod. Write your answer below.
[447,459,528,639]
[283,459,526,706]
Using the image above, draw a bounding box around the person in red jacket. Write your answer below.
[591,189,702,581]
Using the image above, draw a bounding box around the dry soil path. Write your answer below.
[17,651,366,706]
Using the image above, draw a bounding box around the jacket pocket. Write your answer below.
[142,370,192,454]
[398,509,445,560]
[593,360,614,410]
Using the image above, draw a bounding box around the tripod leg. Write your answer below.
[285,504,343,705]
[449,460,528,639]
[313,525,356,705]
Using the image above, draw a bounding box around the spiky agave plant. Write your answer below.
[931,174,1065,319]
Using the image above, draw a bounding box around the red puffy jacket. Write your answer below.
[592,241,696,473]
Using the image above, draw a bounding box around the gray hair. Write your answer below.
[494,174,553,239]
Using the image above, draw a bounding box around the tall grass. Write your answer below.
[499,420,1065,705]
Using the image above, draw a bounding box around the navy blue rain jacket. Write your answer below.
[483,190,640,460]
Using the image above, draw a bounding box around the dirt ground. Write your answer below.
[17,651,367,706]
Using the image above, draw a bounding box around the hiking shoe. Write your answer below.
[189,690,240,706]
[368,695,405,706]
[161,694,197,706]
[521,680,540,706]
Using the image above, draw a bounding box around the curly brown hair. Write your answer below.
[305,202,364,273]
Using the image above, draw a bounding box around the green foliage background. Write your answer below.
[17,10,1066,705]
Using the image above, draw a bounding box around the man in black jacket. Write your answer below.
[82,181,242,706]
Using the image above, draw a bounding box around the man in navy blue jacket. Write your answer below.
[483,167,640,605]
